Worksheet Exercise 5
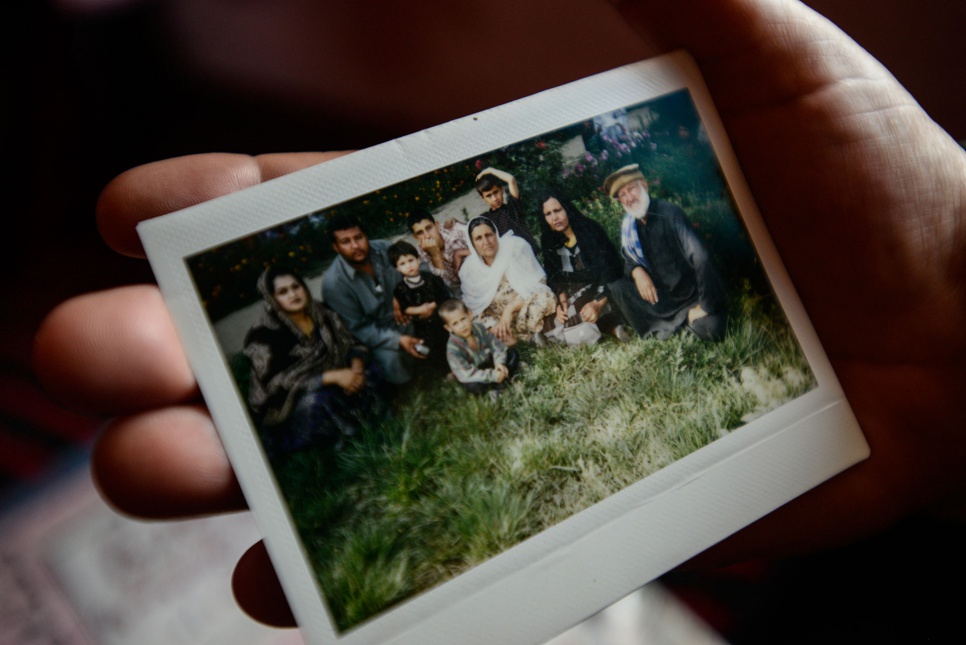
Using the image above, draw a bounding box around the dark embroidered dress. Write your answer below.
[539,189,626,335]
[392,271,452,372]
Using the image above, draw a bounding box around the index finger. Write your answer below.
[97,152,349,257]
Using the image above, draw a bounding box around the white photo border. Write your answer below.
[139,51,869,645]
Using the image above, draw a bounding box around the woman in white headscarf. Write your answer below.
[458,216,555,346]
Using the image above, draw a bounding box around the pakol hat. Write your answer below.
[603,164,646,198]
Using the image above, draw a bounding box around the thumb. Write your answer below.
[616,0,894,113]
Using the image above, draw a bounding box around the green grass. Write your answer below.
[269,292,814,632]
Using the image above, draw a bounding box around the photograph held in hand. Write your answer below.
[138,52,868,645]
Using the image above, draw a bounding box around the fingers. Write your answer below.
[232,541,297,627]
[400,336,427,359]
[92,404,245,518]
[346,374,365,394]
[635,282,656,305]
[33,285,197,415]
[97,152,348,257]
[392,298,409,325]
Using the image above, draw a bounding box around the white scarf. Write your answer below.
[459,227,550,315]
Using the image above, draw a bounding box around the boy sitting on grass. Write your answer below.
[438,298,519,397]
[389,240,452,373]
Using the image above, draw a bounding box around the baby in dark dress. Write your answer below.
[388,240,452,373]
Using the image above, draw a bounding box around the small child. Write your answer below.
[388,240,452,372]
[438,299,519,396]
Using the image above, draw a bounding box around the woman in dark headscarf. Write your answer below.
[538,187,629,341]
[243,265,382,457]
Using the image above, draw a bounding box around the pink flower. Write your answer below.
[475,159,483,170]
[575,163,585,173]
[585,152,594,162]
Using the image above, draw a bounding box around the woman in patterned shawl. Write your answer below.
[458,216,555,346]
[243,265,382,457]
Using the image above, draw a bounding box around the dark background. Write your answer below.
[4,1,966,641]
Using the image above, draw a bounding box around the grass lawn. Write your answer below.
[269,289,814,632]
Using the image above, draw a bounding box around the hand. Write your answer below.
[399,335,427,359]
[579,300,603,324]
[556,292,571,324]
[494,309,515,343]
[555,304,569,325]
[687,304,708,325]
[494,363,510,381]
[325,368,365,395]
[632,266,658,304]
[443,217,458,230]
[415,302,437,319]
[392,296,409,325]
[419,235,442,256]
[493,367,508,384]
[475,167,496,181]
[30,0,966,627]
[452,249,470,274]
[33,152,344,627]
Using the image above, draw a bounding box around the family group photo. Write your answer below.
[187,89,816,632]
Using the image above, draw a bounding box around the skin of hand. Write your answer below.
[495,296,525,343]
[398,334,427,359]
[687,304,708,325]
[452,249,470,274]
[495,363,510,380]
[476,167,496,181]
[419,235,442,257]
[415,302,438,319]
[322,368,365,395]
[557,292,570,324]
[580,299,604,323]
[30,0,966,627]
[631,266,658,304]
[392,296,409,325]
[493,367,508,384]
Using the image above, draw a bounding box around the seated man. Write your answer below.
[321,213,426,383]
[407,208,470,290]
[474,166,540,251]
[604,164,727,342]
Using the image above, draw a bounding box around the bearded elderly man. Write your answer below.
[605,164,727,342]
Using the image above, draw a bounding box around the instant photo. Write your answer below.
[140,52,868,645]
